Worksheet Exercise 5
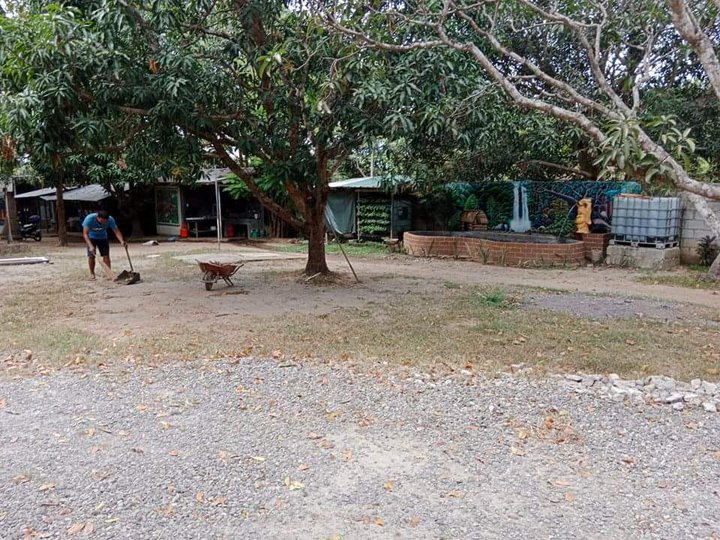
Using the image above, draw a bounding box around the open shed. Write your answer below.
[326,175,413,239]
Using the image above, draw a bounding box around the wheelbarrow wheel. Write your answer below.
[202,270,216,290]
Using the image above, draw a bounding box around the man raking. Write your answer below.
[82,210,127,280]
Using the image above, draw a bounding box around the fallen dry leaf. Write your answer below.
[307,432,322,440]
[341,449,353,462]
[157,505,175,516]
[297,463,310,471]
[168,450,179,457]
[443,490,465,499]
[38,483,56,492]
[250,455,266,462]
[283,477,304,491]
[211,496,227,506]
[383,480,394,492]
[373,518,385,527]
[409,516,421,528]
[564,492,576,503]
[0,399,6,408]
[318,439,335,449]
[66,521,94,536]
[510,446,526,456]
[195,492,205,503]
[550,479,571,487]
[23,528,50,539]
[13,474,30,485]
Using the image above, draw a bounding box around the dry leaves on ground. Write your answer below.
[67,521,95,536]
[283,477,304,491]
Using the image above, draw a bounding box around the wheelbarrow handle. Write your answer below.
[124,244,134,272]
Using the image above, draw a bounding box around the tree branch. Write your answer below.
[667,0,720,100]
[519,160,596,179]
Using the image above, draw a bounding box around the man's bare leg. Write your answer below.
[103,256,111,270]
[88,254,96,279]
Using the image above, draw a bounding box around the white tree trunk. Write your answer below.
[667,0,720,100]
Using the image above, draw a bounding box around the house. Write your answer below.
[39,184,119,231]
[155,168,265,239]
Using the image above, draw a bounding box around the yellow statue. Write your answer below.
[575,198,592,235]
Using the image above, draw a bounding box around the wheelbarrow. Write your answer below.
[196,260,243,290]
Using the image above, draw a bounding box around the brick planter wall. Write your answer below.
[404,232,585,266]
[576,232,611,262]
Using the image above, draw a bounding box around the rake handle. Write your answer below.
[124,244,134,272]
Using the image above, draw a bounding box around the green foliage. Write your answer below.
[272,241,388,258]
[417,187,458,229]
[447,211,462,231]
[358,195,390,235]
[474,289,513,309]
[463,194,479,211]
[595,115,702,186]
[543,199,575,237]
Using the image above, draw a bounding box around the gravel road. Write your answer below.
[1,358,719,539]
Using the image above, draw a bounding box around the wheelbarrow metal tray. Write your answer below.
[196,260,243,290]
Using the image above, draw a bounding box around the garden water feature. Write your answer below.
[509,182,532,233]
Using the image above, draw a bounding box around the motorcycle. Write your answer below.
[19,215,42,242]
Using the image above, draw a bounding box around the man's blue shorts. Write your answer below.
[88,238,110,257]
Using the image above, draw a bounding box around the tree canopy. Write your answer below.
[326,0,720,275]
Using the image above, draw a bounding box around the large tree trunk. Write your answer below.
[55,182,67,247]
[305,211,329,275]
[5,189,18,240]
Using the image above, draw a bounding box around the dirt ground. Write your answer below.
[1,238,719,380]
[2,239,720,539]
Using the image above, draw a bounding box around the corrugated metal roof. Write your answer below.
[198,167,233,184]
[328,175,411,190]
[41,184,112,202]
[15,187,57,199]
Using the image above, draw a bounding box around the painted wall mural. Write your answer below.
[450,180,641,235]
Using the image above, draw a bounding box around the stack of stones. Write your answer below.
[563,373,719,413]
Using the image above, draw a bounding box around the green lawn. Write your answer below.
[270,241,392,258]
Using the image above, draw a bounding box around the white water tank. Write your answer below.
[611,196,681,246]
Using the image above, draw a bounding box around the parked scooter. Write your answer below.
[19,215,42,242]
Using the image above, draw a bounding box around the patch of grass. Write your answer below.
[239,286,718,381]
[474,289,513,308]
[270,241,390,258]
[636,266,719,290]
[3,255,718,383]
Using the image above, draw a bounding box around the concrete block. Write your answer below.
[606,245,680,270]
